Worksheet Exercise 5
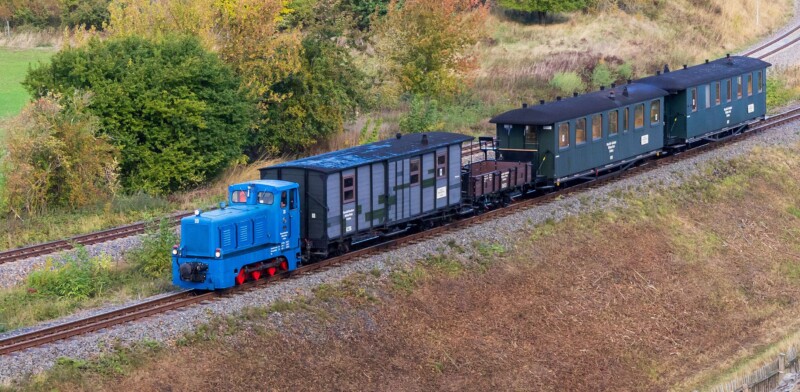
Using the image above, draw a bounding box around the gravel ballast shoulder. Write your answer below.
[2,119,800,385]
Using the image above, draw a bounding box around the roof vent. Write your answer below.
[683,64,688,69]
[421,134,429,146]
[540,100,545,105]
[600,86,605,91]
[611,83,616,88]
[608,90,616,100]
[396,133,402,139]
[623,86,629,97]
[573,92,579,97]
[556,96,562,101]
[522,102,528,108]
[726,53,733,65]
[627,79,632,85]
[705,59,709,63]
[663,64,670,73]
[656,70,661,76]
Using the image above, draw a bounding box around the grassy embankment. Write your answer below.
[0,0,796,250]
[10,139,800,390]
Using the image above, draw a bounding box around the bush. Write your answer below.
[1,93,119,216]
[27,247,115,299]
[399,95,444,134]
[616,62,634,80]
[549,71,584,94]
[127,219,178,279]
[24,35,253,195]
[591,62,614,89]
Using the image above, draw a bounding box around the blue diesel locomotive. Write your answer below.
[174,55,771,291]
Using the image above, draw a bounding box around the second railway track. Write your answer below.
[3,106,799,357]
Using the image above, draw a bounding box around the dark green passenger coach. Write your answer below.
[637,55,771,145]
[490,83,669,186]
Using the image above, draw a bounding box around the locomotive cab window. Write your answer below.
[634,104,644,129]
[747,74,753,96]
[436,154,447,178]
[257,191,274,205]
[609,110,619,136]
[650,100,660,124]
[576,118,587,145]
[558,123,569,149]
[231,190,248,204]
[690,88,697,112]
[592,114,602,141]
[342,175,355,203]
[410,158,420,186]
[715,82,721,105]
[280,191,288,208]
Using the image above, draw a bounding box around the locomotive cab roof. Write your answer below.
[490,83,669,126]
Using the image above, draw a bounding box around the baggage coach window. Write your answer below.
[342,175,355,203]
[410,158,420,186]
[558,123,569,149]
[737,76,743,99]
[436,154,447,178]
[758,71,763,93]
[727,79,732,102]
[624,107,630,132]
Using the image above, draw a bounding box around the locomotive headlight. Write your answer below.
[172,245,178,256]
[194,209,201,216]
[215,248,221,258]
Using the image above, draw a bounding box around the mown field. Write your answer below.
[0,47,53,121]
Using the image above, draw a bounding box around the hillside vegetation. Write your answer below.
[18,141,800,390]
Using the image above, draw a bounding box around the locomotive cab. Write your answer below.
[172,180,301,290]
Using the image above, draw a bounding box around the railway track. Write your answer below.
[0,212,192,265]
[744,23,800,60]
[3,106,799,357]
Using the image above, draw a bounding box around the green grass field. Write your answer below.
[0,47,53,120]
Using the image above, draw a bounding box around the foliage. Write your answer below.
[498,0,588,13]
[358,117,382,145]
[60,0,110,29]
[340,0,390,29]
[549,71,584,94]
[591,62,614,89]
[127,219,178,279]
[399,95,444,134]
[260,4,370,153]
[616,62,634,80]
[24,35,253,194]
[27,247,115,299]
[0,0,110,28]
[372,0,489,101]
[1,93,119,216]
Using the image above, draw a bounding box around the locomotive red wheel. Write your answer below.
[251,270,261,281]
[280,261,288,270]
[235,269,246,285]
[267,267,277,276]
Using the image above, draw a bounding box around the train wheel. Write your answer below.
[267,267,277,276]
[235,269,246,285]
[251,270,261,281]
[280,260,288,271]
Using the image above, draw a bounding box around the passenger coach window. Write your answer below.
[690,88,697,112]
[410,158,420,186]
[758,71,763,93]
[747,75,753,96]
[436,154,447,178]
[737,76,743,99]
[609,110,618,136]
[650,100,660,124]
[257,191,274,205]
[726,79,732,102]
[342,175,355,203]
[592,114,602,141]
[705,85,711,108]
[715,83,721,105]
[634,104,644,129]
[576,118,587,145]
[558,123,569,148]
[624,107,630,132]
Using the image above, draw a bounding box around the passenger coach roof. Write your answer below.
[263,132,473,174]
[490,83,668,126]
[636,56,771,92]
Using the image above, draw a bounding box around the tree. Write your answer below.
[24,36,253,194]
[1,93,119,216]
[372,0,489,101]
[497,0,589,21]
[61,0,110,29]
